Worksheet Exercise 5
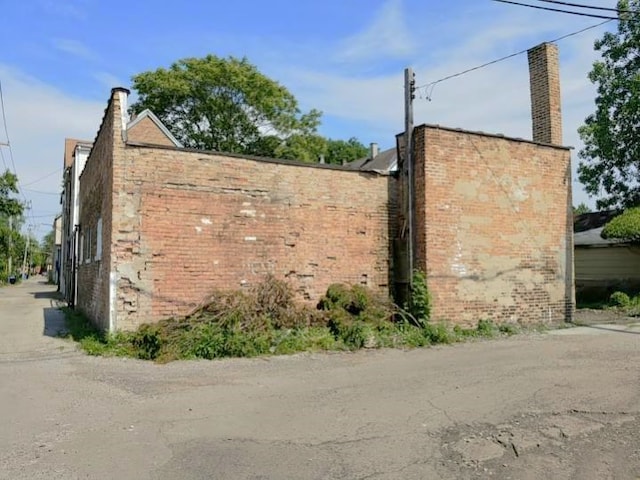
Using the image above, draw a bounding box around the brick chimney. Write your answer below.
[527,43,562,145]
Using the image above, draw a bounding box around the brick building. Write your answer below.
[75,42,573,331]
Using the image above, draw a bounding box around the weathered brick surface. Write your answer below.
[127,115,175,147]
[76,90,123,330]
[528,43,562,145]
[111,147,394,328]
[413,125,573,325]
[77,85,572,332]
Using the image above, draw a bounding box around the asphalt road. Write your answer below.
[1,278,639,479]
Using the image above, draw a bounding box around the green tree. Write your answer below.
[271,135,369,165]
[0,170,23,217]
[325,138,369,165]
[602,207,640,242]
[0,171,24,278]
[578,1,640,210]
[130,55,321,156]
[573,203,591,215]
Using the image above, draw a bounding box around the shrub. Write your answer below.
[476,319,498,337]
[601,207,640,242]
[610,291,631,307]
[423,322,452,344]
[131,324,163,360]
[407,270,431,326]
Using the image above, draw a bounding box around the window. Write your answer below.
[95,218,102,261]
[79,233,83,266]
[85,228,91,264]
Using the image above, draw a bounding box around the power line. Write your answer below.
[492,0,618,19]
[22,188,60,196]
[535,0,632,14]
[0,145,7,170]
[416,19,612,96]
[0,79,39,237]
[0,80,21,187]
[22,168,63,187]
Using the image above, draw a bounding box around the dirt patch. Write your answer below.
[574,308,636,325]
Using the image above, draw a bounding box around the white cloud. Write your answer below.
[52,38,95,60]
[0,65,104,237]
[337,0,414,62]
[276,10,610,209]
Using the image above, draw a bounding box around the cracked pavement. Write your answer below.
[1,278,639,479]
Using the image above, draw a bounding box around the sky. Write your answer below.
[0,0,620,240]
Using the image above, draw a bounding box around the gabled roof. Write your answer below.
[64,138,92,169]
[573,210,626,246]
[126,109,182,147]
[346,147,397,174]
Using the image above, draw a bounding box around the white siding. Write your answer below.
[575,246,640,281]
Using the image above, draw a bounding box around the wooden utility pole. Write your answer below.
[395,67,416,306]
[404,67,415,283]
[7,216,12,274]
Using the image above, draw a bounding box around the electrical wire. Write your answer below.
[0,80,22,194]
[538,0,634,13]
[492,0,619,19]
[21,168,62,187]
[0,79,39,237]
[22,188,60,196]
[534,0,632,13]
[0,144,7,170]
[416,19,612,97]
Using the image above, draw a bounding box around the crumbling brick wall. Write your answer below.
[413,125,573,325]
[76,89,124,330]
[110,145,395,329]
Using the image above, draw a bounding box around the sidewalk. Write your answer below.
[0,277,75,361]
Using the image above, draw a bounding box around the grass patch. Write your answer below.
[60,278,531,362]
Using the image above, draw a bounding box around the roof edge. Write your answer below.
[127,109,183,148]
[124,141,391,175]
[398,124,573,151]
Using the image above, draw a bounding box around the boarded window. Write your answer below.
[95,218,102,261]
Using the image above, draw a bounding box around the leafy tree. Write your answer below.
[270,135,369,165]
[130,55,371,164]
[325,138,369,165]
[0,170,24,278]
[130,55,321,156]
[0,170,23,217]
[573,203,591,215]
[602,207,640,242]
[578,1,640,210]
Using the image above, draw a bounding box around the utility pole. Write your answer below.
[7,216,12,274]
[21,228,30,277]
[395,67,416,306]
[404,67,416,284]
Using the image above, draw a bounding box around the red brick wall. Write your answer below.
[414,125,573,325]
[127,115,176,147]
[109,146,395,329]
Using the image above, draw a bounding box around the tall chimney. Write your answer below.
[527,43,562,145]
[112,87,130,138]
[370,142,379,159]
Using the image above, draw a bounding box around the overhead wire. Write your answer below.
[492,0,619,19]
[416,18,613,98]
[21,168,62,186]
[534,0,633,13]
[0,79,37,237]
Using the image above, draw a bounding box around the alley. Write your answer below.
[1,279,639,479]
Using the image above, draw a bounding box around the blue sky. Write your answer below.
[0,0,619,239]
